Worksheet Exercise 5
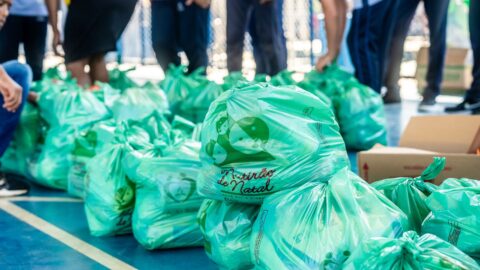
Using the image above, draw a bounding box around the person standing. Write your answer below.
[151,0,210,74]
[0,0,33,197]
[383,0,450,111]
[45,0,138,86]
[227,0,286,76]
[0,0,48,81]
[446,0,480,113]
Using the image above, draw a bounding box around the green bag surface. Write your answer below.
[198,200,259,270]
[222,72,247,91]
[372,157,444,232]
[108,67,138,91]
[129,157,204,249]
[180,79,224,123]
[270,70,296,86]
[250,168,410,269]
[68,119,117,198]
[301,65,388,150]
[199,83,349,204]
[422,186,480,262]
[84,142,136,236]
[111,83,169,121]
[160,65,200,113]
[336,79,387,150]
[344,231,480,270]
[0,103,42,176]
[439,178,480,190]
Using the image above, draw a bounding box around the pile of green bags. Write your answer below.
[28,79,110,189]
[422,179,480,262]
[198,82,349,204]
[250,168,410,269]
[68,119,116,198]
[372,157,444,232]
[161,65,225,123]
[0,103,43,176]
[125,115,205,249]
[301,65,388,150]
[344,231,480,269]
[198,200,259,269]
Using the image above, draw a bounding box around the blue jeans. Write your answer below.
[0,61,32,157]
[465,0,480,102]
[348,0,399,93]
[384,0,449,98]
[227,0,286,76]
[151,0,209,73]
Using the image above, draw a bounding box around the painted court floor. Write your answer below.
[0,100,459,269]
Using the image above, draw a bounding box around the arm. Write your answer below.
[316,0,347,71]
[44,0,63,55]
[0,66,23,112]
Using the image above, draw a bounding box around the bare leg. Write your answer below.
[89,53,108,83]
[66,58,91,86]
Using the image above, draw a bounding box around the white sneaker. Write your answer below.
[0,173,29,197]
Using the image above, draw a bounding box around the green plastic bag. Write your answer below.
[422,186,480,262]
[198,200,259,270]
[343,231,480,270]
[336,79,387,150]
[108,67,137,91]
[68,119,117,198]
[27,126,77,189]
[111,82,169,121]
[270,70,296,86]
[0,103,42,176]
[84,142,136,236]
[199,83,349,204]
[179,79,224,123]
[296,80,333,108]
[222,72,247,91]
[160,65,200,112]
[372,157,444,232]
[129,157,204,249]
[250,168,410,269]
[439,178,480,190]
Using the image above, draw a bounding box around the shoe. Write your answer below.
[0,172,30,197]
[445,100,480,113]
[383,86,402,104]
[418,95,441,113]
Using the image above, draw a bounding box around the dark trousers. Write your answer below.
[0,61,31,157]
[466,0,480,101]
[348,0,398,93]
[227,0,286,76]
[151,0,209,73]
[0,15,48,81]
[249,0,287,75]
[384,0,449,97]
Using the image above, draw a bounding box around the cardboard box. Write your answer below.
[416,46,472,92]
[358,115,480,184]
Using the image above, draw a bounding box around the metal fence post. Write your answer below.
[140,1,146,65]
[309,0,314,67]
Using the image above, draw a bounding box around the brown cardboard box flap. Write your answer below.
[358,150,480,184]
[399,115,480,154]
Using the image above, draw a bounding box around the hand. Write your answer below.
[185,0,211,9]
[0,79,23,112]
[52,28,64,57]
[27,91,39,104]
[259,0,273,4]
[315,53,334,72]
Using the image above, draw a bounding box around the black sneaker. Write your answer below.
[383,86,402,104]
[445,100,480,113]
[418,94,442,113]
[0,172,30,197]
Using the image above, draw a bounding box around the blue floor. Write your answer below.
[0,100,451,269]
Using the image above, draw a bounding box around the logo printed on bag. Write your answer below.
[165,173,196,203]
[205,108,274,166]
[217,168,276,195]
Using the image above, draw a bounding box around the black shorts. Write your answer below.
[63,0,137,64]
